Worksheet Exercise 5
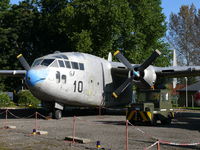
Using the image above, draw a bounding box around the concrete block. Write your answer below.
[65,136,91,144]
[36,130,48,135]
[5,125,16,129]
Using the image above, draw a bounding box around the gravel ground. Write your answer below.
[0,109,199,150]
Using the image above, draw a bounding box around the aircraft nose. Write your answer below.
[26,69,48,87]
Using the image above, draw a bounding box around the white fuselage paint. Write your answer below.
[29,52,113,107]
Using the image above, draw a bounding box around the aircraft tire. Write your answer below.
[161,117,171,125]
[151,116,158,126]
[54,109,62,120]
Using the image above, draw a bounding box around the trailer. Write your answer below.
[127,89,174,125]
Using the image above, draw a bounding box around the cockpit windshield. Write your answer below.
[40,59,55,66]
[32,59,43,67]
[32,59,55,67]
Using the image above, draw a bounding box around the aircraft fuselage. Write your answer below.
[26,52,131,108]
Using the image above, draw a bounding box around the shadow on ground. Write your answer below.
[0,107,126,119]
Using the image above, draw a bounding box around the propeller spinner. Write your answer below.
[112,50,161,98]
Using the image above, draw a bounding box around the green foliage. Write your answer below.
[0,93,14,107]
[70,30,92,53]
[0,0,10,11]
[17,90,40,108]
[0,0,170,91]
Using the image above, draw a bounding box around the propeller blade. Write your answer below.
[112,77,133,98]
[114,50,133,70]
[17,54,30,71]
[138,49,161,72]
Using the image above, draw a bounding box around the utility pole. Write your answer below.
[185,77,188,107]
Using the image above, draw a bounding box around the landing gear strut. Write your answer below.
[43,102,63,119]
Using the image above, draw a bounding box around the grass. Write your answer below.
[174,107,200,110]
[0,144,10,150]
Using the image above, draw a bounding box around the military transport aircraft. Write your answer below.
[0,50,200,119]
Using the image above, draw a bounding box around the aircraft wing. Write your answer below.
[110,62,129,77]
[0,70,26,77]
[154,66,200,78]
[110,62,200,78]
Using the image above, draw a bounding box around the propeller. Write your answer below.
[17,54,30,71]
[112,50,161,98]
[137,49,161,72]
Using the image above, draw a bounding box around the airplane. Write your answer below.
[1,50,200,119]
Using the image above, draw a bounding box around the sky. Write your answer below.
[10,0,200,22]
[161,0,200,22]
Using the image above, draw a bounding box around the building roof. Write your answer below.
[177,81,200,92]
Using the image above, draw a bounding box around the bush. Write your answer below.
[17,90,40,108]
[0,93,14,107]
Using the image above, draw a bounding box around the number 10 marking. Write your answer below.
[73,81,83,93]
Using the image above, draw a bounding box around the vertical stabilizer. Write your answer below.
[108,52,112,61]
[173,49,177,89]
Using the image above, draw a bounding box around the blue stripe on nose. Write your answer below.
[26,69,48,87]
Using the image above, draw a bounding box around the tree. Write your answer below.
[36,0,170,64]
[0,0,10,11]
[0,0,170,92]
[0,92,14,107]
[17,90,40,107]
[0,0,40,91]
[168,4,200,66]
[126,0,169,66]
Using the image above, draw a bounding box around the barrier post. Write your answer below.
[157,140,160,150]
[99,107,101,116]
[125,120,128,150]
[4,109,8,128]
[72,116,76,143]
[35,112,38,131]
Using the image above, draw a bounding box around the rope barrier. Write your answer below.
[144,141,159,150]
[159,140,200,146]
[37,112,49,119]
[0,110,199,149]
[128,120,200,149]
[7,110,36,119]
[0,110,6,115]
[128,121,157,140]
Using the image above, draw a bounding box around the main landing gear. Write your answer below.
[44,102,63,119]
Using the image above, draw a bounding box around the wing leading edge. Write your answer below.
[0,70,26,77]
[110,61,200,78]
[154,66,200,78]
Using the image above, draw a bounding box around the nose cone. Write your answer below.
[26,69,49,87]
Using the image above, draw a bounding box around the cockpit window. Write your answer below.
[40,59,55,66]
[79,63,84,70]
[71,62,79,69]
[65,61,71,68]
[50,60,58,67]
[58,60,65,68]
[32,59,43,67]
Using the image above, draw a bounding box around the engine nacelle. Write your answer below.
[143,65,157,87]
[132,65,157,88]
